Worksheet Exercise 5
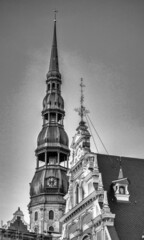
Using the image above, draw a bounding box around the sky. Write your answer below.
[0,0,144,224]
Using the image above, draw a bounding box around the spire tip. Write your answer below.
[53,9,58,22]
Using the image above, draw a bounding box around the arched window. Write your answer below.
[49,210,54,220]
[119,186,125,194]
[52,83,55,89]
[82,235,89,240]
[82,234,91,240]
[34,227,38,233]
[34,211,38,221]
[49,226,54,232]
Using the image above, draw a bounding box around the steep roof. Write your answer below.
[108,226,119,240]
[47,18,61,80]
[97,154,144,240]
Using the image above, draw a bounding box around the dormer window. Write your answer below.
[112,163,130,202]
[112,178,130,202]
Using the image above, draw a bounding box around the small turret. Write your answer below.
[112,159,130,202]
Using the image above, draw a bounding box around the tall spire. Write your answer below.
[29,15,70,234]
[47,10,60,79]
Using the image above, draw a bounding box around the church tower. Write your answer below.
[28,15,70,235]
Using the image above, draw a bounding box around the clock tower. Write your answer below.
[28,15,70,235]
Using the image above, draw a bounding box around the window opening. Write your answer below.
[49,226,54,232]
[35,211,38,221]
[52,83,55,89]
[76,184,79,204]
[119,186,125,194]
[34,227,38,233]
[49,210,54,220]
[50,113,56,122]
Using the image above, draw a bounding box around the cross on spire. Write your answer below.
[53,9,58,22]
[75,78,89,122]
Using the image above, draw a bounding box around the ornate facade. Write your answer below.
[60,84,115,239]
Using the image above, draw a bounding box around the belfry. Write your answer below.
[28,15,70,235]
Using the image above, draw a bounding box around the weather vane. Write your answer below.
[75,78,89,122]
[53,9,58,21]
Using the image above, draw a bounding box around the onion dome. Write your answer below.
[37,125,69,148]
[30,168,68,197]
[43,92,64,111]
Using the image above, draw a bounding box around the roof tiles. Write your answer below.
[97,154,144,240]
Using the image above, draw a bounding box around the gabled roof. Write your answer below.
[97,154,144,240]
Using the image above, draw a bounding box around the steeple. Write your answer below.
[29,16,70,234]
[71,79,91,167]
[47,11,61,80]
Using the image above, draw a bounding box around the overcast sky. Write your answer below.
[0,0,144,224]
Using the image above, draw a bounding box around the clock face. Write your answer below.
[47,177,57,187]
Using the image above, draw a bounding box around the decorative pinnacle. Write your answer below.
[118,157,124,179]
[53,9,58,22]
[75,78,89,122]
